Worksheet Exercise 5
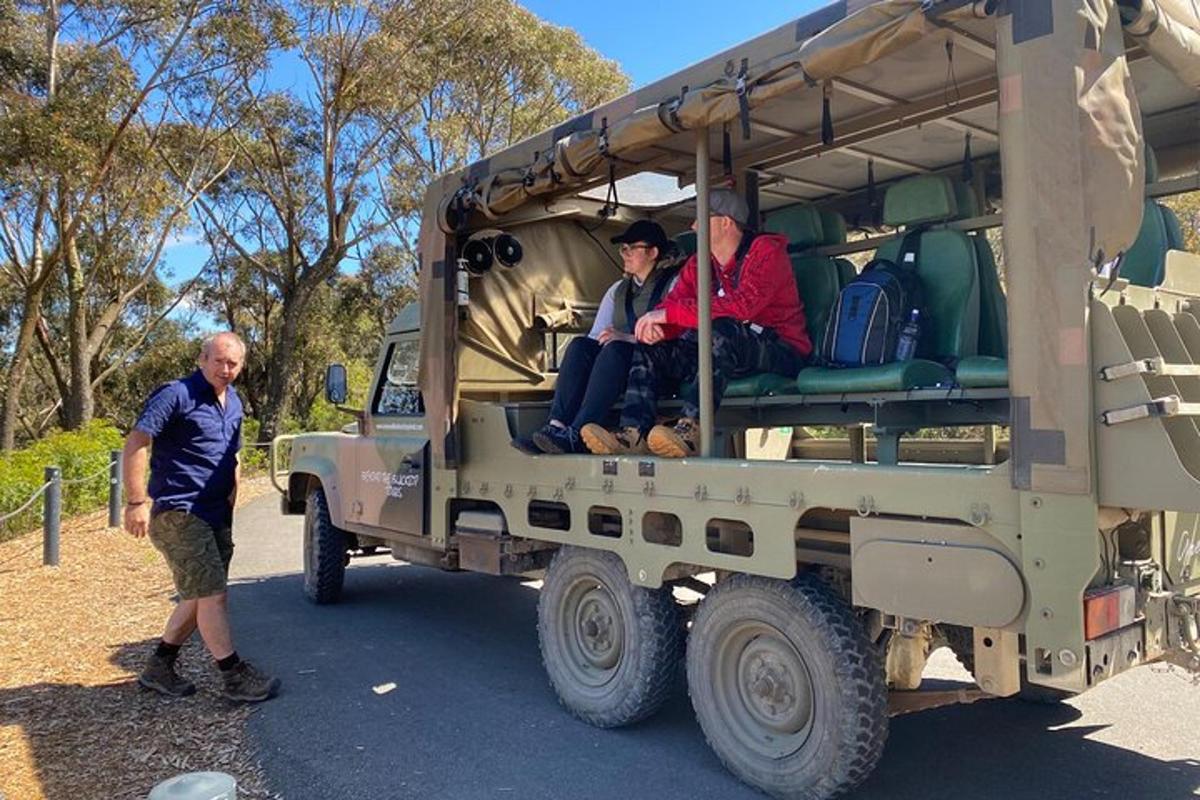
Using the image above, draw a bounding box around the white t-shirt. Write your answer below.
[588,281,622,340]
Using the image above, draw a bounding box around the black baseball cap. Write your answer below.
[610,219,669,251]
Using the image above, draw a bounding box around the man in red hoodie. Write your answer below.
[582,188,811,458]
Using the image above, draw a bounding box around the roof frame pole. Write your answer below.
[695,127,714,458]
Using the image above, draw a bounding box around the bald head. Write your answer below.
[198,331,245,393]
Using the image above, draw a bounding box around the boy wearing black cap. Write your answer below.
[582,188,811,458]
[512,219,678,454]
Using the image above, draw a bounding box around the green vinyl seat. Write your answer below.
[795,359,954,394]
[1125,200,1184,287]
[1124,145,1188,287]
[954,356,1008,388]
[695,203,839,399]
[952,179,1010,388]
[765,203,848,350]
[721,372,796,398]
[795,174,981,394]
[673,230,697,259]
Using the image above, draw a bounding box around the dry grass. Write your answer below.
[0,478,280,800]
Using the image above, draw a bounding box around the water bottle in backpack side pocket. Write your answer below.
[895,309,921,361]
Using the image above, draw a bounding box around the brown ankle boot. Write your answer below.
[580,424,649,456]
[138,652,196,697]
[221,659,281,703]
[648,418,700,458]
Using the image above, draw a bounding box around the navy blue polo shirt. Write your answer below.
[135,370,243,529]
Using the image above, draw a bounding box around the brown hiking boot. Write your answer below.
[580,424,649,456]
[138,652,196,698]
[648,418,701,458]
[221,660,281,703]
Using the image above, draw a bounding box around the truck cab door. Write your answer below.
[350,333,428,537]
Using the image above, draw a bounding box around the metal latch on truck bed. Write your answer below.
[1099,357,1200,382]
[1099,395,1200,426]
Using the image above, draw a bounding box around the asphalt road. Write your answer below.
[227,494,1200,800]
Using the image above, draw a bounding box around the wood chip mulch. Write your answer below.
[0,478,281,800]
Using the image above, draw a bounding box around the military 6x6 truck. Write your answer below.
[272,2,1200,797]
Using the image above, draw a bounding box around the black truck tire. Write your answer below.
[537,546,684,728]
[303,486,349,604]
[687,573,888,800]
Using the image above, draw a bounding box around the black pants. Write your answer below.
[618,318,804,431]
[549,337,635,430]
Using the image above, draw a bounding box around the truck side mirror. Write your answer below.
[325,363,348,405]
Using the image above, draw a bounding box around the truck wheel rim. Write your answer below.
[716,621,814,759]
[559,577,625,689]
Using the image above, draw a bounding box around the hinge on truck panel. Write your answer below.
[1100,395,1200,426]
[1099,357,1200,382]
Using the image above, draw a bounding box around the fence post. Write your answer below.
[108,449,123,528]
[43,466,61,567]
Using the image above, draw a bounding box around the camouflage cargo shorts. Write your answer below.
[148,510,234,600]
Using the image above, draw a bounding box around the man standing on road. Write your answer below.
[123,331,280,702]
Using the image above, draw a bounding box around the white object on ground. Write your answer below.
[148,771,237,800]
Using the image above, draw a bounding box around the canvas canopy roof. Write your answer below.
[422,0,1197,233]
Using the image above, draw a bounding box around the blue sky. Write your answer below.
[520,1,823,89]
[164,1,826,293]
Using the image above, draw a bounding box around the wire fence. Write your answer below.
[0,481,52,526]
[2,439,286,569]
[0,451,123,569]
[59,463,116,486]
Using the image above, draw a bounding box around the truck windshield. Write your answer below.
[375,339,423,416]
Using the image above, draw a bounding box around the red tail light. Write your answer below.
[1084,585,1135,640]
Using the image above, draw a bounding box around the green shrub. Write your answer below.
[240,417,271,475]
[0,421,124,543]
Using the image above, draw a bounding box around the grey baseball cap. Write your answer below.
[687,188,750,227]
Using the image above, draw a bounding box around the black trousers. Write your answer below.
[549,337,635,430]
[618,318,804,431]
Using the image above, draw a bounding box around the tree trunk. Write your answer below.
[63,233,93,429]
[257,292,307,443]
[1,284,47,451]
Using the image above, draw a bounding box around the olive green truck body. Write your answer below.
[274,2,1200,797]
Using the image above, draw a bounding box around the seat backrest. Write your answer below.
[764,204,825,251]
[1162,204,1186,252]
[763,204,842,346]
[951,180,1008,358]
[1123,144,1185,288]
[876,175,980,361]
[818,209,859,285]
[673,230,697,259]
[1124,201,1174,287]
[1123,146,1163,286]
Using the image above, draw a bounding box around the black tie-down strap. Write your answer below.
[736,58,751,141]
[598,117,620,219]
[821,81,834,146]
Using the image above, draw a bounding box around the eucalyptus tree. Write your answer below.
[194,0,627,442]
[0,0,288,447]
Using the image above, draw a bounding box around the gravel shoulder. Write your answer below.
[0,477,279,800]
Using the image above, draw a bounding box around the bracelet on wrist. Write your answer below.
[126,500,149,507]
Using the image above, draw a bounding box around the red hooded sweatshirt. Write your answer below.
[659,232,812,358]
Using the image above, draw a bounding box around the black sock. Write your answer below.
[216,652,241,671]
[156,640,182,660]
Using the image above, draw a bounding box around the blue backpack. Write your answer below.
[820,230,924,367]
